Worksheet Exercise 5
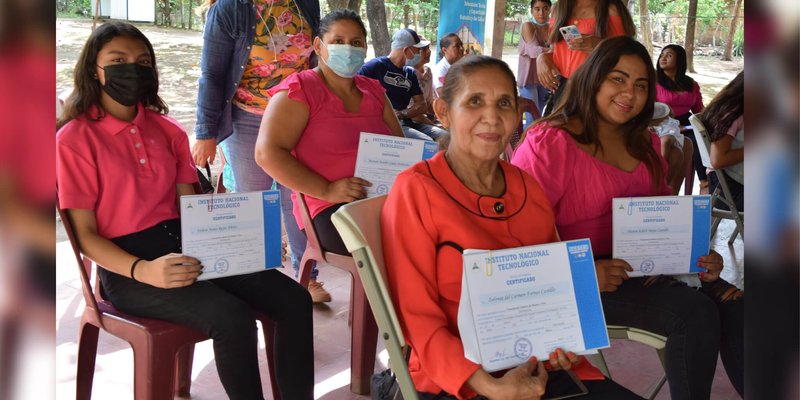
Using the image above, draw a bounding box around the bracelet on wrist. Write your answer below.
[130,258,144,282]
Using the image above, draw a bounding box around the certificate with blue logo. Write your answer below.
[353,132,439,197]
[612,195,712,277]
[458,239,609,372]
[180,191,282,280]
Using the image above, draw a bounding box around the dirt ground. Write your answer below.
[56,17,744,145]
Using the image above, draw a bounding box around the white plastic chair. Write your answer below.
[688,114,744,244]
[331,196,420,400]
[586,325,668,400]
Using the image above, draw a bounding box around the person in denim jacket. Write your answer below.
[193,0,333,302]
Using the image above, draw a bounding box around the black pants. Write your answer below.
[419,377,644,399]
[102,219,314,400]
[312,203,349,255]
[602,276,743,399]
[542,76,568,117]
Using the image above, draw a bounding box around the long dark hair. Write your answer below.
[57,21,167,130]
[656,44,696,92]
[537,36,662,190]
[549,0,635,44]
[699,71,743,142]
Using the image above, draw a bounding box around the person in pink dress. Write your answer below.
[255,10,403,256]
[655,44,707,193]
[512,36,744,398]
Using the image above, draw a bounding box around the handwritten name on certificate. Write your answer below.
[353,132,438,197]
[458,240,609,372]
[612,195,712,277]
[180,191,282,280]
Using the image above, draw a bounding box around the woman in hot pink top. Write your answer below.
[256,10,402,255]
[515,124,670,255]
[513,37,743,399]
[655,44,707,192]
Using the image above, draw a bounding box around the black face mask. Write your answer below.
[98,63,156,106]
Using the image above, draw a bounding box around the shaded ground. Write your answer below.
[56,18,204,132]
[56,17,744,144]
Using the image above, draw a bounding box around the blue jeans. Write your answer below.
[519,83,549,126]
[400,119,447,141]
[220,107,318,279]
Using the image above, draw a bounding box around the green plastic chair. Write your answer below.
[331,195,420,400]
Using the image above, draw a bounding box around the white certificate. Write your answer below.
[612,195,712,277]
[353,132,438,197]
[180,191,282,280]
[458,239,609,372]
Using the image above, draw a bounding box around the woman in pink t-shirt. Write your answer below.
[513,37,743,398]
[57,21,314,399]
[256,10,403,255]
[655,44,708,192]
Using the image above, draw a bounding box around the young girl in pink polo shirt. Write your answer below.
[56,21,314,399]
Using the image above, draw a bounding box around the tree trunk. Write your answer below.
[638,0,652,57]
[722,0,742,61]
[164,0,172,27]
[180,0,185,29]
[348,0,362,11]
[327,0,348,10]
[403,4,410,28]
[366,0,391,56]
[509,19,518,47]
[684,0,698,73]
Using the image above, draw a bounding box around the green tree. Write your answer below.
[722,0,742,60]
[506,0,530,17]
[638,0,652,56]
[327,0,362,11]
[685,0,698,72]
[366,0,391,56]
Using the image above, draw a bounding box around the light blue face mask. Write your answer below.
[405,50,421,67]
[530,18,549,26]
[320,42,367,78]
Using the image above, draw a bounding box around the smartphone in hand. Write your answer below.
[559,25,582,44]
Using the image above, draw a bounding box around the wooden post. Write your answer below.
[484,0,506,58]
[93,0,100,31]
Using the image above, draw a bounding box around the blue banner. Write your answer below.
[437,0,488,60]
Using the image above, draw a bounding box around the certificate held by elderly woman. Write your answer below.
[180,191,283,280]
[458,240,609,372]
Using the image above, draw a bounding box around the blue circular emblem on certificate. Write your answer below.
[639,259,655,274]
[377,184,388,195]
[214,258,229,274]
[514,338,532,360]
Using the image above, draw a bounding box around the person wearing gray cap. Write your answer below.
[359,28,447,141]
